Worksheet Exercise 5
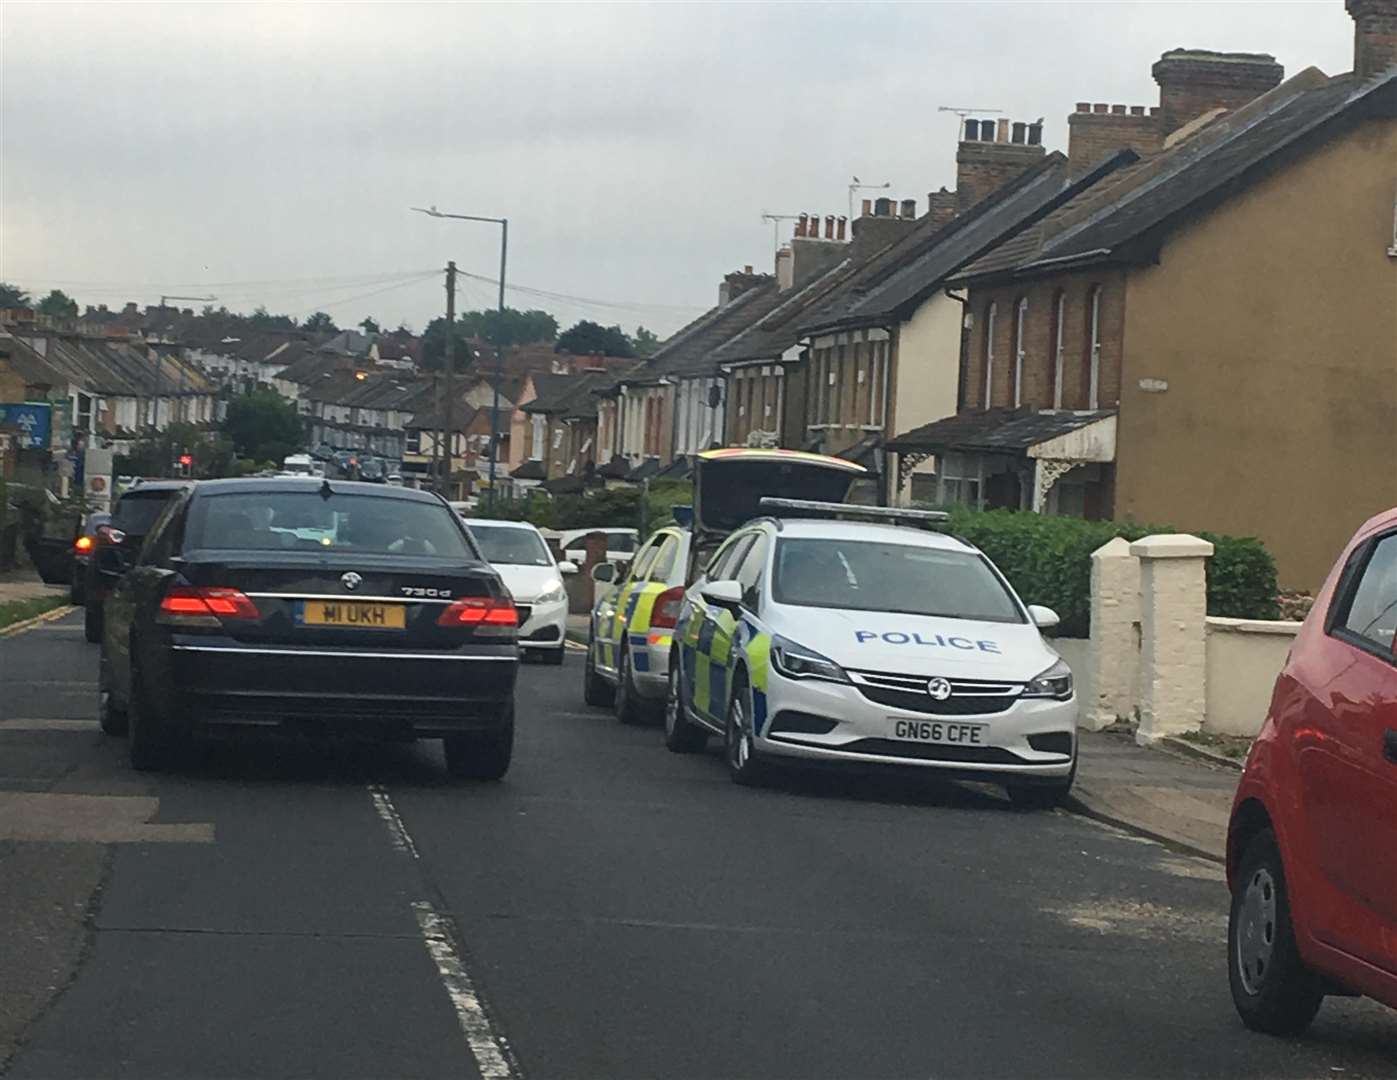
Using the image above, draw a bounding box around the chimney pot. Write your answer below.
[1093,103,1109,113]
[824,214,835,239]
[1111,104,1127,115]
[1028,121,1044,145]
[836,216,847,240]
[1348,0,1397,79]
[1129,105,1146,116]
[1011,121,1026,144]
[795,213,808,238]
[964,118,979,140]
[1076,102,1092,113]
[996,117,1010,142]
[900,198,917,219]
[874,196,893,217]
[861,198,873,216]
[743,265,753,274]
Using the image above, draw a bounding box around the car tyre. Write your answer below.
[97,654,128,737]
[444,707,514,781]
[1006,756,1077,809]
[1228,828,1324,1036]
[127,666,175,772]
[664,657,707,754]
[724,674,768,786]
[614,645,647,726]
[541,645,566,666]
[83,597,103,644]
[583,639,615,708]
[70,567,86,606]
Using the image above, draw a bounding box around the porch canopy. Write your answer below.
[885,408,1117,514]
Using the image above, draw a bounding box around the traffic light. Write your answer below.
[177,453,193,477]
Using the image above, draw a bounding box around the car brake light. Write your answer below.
[158,586,260,626]
[436,597,518,633]
[650,586,685,629]
[74,535,94,552]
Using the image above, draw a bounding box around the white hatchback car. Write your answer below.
[465,518,576,664]
[667,500,1077,806]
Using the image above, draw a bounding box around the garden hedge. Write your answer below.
[939,508,1279,638]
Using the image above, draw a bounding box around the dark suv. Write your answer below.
[84,481,189,642]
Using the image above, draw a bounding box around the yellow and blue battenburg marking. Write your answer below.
[683,608,772,734]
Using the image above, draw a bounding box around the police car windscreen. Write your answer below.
[470,525,552,566]
[185,491,471,557]
[773,539,1024,623]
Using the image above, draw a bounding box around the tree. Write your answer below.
[249,306,296,331]
[457,307,557,348]
[221,389,304,463]
[37,289,79,319]
[630,326,661,357]
[0,283,31,308]
[303,311,337,333]
[420,316,478,372]
[359,316,381,335]
[555,320,635,358]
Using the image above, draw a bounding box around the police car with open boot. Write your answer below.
[665,499,1078,807]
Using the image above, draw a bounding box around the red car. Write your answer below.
[1227,506,1397,1034]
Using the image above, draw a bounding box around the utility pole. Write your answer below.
[441,261,457,496]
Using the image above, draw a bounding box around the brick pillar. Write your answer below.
[1082,537,1141,731]
[1131,533,1214,744]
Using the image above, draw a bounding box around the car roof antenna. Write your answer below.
[319,479,334,500]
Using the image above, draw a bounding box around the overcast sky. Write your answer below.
[1,1,1355,337]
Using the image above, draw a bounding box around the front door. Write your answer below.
[1302,529,1397,972]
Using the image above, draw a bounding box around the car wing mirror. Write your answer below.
[558,560,579,576]
[700,580,743,612]
[1027,604,1060,631]
[590,562,616,584]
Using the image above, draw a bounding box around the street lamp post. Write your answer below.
[411,206,509,508]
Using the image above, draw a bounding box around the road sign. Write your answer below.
[0,403,52,450]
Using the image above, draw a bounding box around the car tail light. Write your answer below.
[74,535,94,553]
[158,586,260,627]
[436,597,518,636]
[649,586,685,630]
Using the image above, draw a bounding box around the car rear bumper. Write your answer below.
[166,640,517,738]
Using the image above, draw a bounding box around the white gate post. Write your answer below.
[1082,537,1140,731]
[1131,533,1213,745]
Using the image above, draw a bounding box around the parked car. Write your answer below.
[1226,505,1397,1035]
[83,481,190,642]
[70,511,111,604]
[556,527,639,568]
[97,478,519,776]
[466,518,576,665]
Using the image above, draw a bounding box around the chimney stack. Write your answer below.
[900,198,917,219]
[1347,0,1397,78]
[1067,101,1163,178]
[926,188,958,229]
[955,115,1048,212]
[1152,49,1283,138]
[861,198,873,216]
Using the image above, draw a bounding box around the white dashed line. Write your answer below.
[367,784,419,859]
[412,900,519,1079]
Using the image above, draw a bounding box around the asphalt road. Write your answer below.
[3,611,1395,1079]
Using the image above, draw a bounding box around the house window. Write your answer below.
[982,303,997,410]
[1012,297,1028,408]
[75,393,93,433]
[940,453,983,509]
[530,415,545,460]
[552,425,563,450]
[1086,285,1103,410]
[867,341,885,427]
[1051,290,1066,409]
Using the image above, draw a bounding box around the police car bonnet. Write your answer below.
[692,449,865,536]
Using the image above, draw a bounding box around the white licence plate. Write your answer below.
[890,718,987,746]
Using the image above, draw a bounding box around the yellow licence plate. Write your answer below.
[301,600,405,629]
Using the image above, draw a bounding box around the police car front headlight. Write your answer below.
[534,581,567,606]
[1023,658,1073,700]
[771,635,850,684]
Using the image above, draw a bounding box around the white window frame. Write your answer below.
[1087,286,1103,410]
[1013,298,1028,408]
[1052,291,1066,409]
[530,414,546,460]
[983,303,997,410]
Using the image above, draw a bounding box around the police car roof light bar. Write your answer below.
[757,498,950,526]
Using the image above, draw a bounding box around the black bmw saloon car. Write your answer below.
[96,478,519,777]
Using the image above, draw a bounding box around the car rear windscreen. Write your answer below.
[113,491,179,534]
[184,491,472,557]
[772,538,1024,623]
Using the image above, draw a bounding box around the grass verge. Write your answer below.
[1175,729,1252,761]
[0,594,70,631]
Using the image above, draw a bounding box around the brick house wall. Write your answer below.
[963,268,1129,413]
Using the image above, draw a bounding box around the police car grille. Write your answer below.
[835,739,1026,765]
[847,671,1021,716]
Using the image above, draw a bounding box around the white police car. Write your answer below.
[665,499,1077,807]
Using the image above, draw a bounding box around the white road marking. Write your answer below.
[367,784,419,858]
[412,900,518,1080]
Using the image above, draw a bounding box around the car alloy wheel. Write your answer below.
[724,681,765,785]
[664,660,706,754]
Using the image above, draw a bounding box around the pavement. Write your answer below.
[0,569,68,606]
[3,610,1395,1078]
